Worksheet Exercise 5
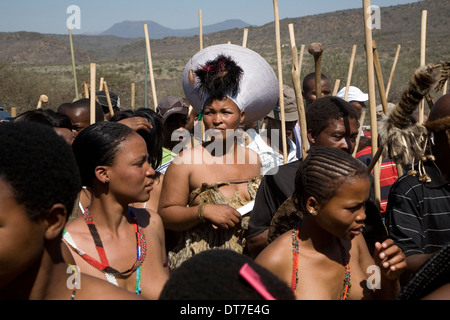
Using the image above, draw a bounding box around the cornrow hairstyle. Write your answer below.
[194,54,243,106]
[292,146,368,213]
[0,122,81,221]
[72,121,136,187]
[398,245,450,300]
[159,249,295,300]
[306,96,359,138]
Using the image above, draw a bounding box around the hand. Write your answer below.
[203,204,242,230]
[118,117,152,132]
[373,239,406,280]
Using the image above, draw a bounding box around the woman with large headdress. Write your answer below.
[158,44,279,270]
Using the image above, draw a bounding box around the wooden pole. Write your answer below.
[363,0,381,205]
[288,23,308,160]
[273,0,288,164]
[131,82,136,110]
[345,44,357,101]
[89,63,96,124]
[36,95,48,109]
[308,43,324,99]
[68,28,79,101]
[144,24,158,110]
[103,81,115,117]
[199,10,203,50]
[99,77,105,91]
[419,10,427,124]
[372,40,389,114]
[385,44,401,100]
[297,44,305,79]
[333,79,341,96]
[242,28,248,48]
[83,83,89,98]
[352,109,366,157]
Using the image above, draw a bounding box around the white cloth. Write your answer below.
[247,133,298,176]
[182,44,279,124]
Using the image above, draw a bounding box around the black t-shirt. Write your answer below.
[247,160,301,238]
[386,161,450,256]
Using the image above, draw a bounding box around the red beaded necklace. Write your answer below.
[291,227,351,300]
[79,207,147,277]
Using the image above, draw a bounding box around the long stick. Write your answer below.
[99,77,105,91]
[199,9,203,50]
[297,44,305,79]
[345,44,357,101]
[273,0,288,164]
[372,40,389,114]
[90,63,96,125]
[131,82,136,110]
[242,28,248,48]
[36,95,48,109]
[288,24,308,160]
[352,109,366,157]
[68,28,79,101]
[419,10,427,124]
[144,24,158,110]
[103,81,115,117]
[82,83,89,98]
[363,0,381,205]
[333,79,341,96]
[385,44,401,100]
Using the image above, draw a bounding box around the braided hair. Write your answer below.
[293,146,368,213]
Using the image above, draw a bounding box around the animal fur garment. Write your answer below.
[378,64,440,166]
[435,61,450,93]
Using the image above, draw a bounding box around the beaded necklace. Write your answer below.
[291,227,351,300]
[68,207,146,295]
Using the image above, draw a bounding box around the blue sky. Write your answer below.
[0,0,421,35]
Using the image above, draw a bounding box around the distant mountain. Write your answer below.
[99,19,252,39]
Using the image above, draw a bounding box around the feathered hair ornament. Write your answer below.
[378,63,441,182]
[194,54,243,108]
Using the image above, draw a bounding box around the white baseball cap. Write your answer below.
[336,86,368,102]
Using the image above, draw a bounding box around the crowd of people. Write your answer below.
[0,42,449,301]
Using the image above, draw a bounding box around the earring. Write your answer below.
[105,180,109,185]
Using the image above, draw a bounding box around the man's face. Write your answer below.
[303,78,332,106]
[308,117,359,154]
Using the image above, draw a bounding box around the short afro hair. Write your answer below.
[0,121,81,221]
[306,96,359,139]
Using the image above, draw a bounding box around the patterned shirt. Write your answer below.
[247,133,298,176]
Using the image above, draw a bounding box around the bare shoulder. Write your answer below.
[131,207,164,232]
[255,230,293,271]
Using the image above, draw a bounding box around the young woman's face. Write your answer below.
[0,179,45,288]
[107,133,155,204]
[315,176,370,241]
[202,98,245,140]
